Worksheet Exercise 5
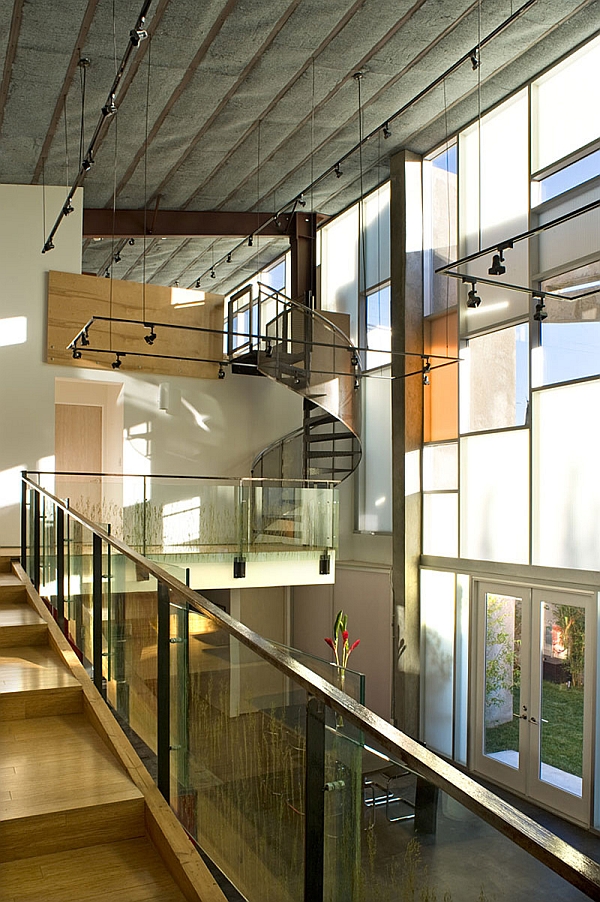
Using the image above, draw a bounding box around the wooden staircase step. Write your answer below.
[0,836,189,901]
[0,712,145,861]
[0,574,29,604]
[0,606,47,648]
[0,645,82,720]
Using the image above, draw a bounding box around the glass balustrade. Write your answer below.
[21,475,600,902]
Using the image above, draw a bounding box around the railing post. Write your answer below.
[92,533,104,695]
[304,696,325,902]
[157,580,171,802]
[56,507,65,632]
[20,472,27,572]
[32,488,40,591]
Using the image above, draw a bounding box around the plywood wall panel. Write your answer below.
[47,271,224,379]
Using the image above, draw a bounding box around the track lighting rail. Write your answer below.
[454,272,595,303]
[41,0,153,254]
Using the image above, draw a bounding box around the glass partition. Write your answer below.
[65,517,95,670]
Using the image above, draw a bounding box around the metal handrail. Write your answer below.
[21,474,600,899]
[28,469,339,488]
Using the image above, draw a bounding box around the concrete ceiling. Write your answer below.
[0,0,598,296]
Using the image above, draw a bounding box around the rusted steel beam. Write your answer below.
[83,209,291,238]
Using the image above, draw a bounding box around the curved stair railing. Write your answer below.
[250,284,362,484]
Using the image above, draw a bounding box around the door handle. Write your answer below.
[529,717,538,725]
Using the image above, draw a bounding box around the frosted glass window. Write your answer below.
[533,381,600,570]
[460,430,529,564]
[536,182,600,275]
[357,369,392,532]
[534,264,600,386]
[460,324,529,433]
[423,143,458,316]
[423,493,458,557]
[363,183,390,290]
[459,91,529,336]
[320,204,359,343]
[365,283,391,370]
[532,148,600,206]
[532,34,600,172]
[423,442,458,491]
[421,569,455,757]
[454,574,470,765]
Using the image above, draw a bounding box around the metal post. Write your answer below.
[92,533,104,695]
[33,489,40,591]
[56,507,65,632]
[20,472,27,571]
[157,580,171,802]
[304,696,325,902]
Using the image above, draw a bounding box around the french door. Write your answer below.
[472,581,595,824]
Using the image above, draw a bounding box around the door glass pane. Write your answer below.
[539,599,585,797]
[484,592,522,768]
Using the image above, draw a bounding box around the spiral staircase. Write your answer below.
[228,285,362,550]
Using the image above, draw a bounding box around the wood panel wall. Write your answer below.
[47,271,224,379]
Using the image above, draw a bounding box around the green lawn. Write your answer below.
[485,681,583,777]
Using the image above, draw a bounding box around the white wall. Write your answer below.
[0,185,82,545]
[0,184,303,546]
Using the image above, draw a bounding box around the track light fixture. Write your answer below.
[102,94,117,118]
[466,282,481,308]
[351,354,359,367]
[82,157,92,172]
[128,238,135,246]
[335,162,343,178]
[80,329,90,346]
[227,252,232,263]
[297,194,306,207]
[112,354,123,369]
[265,341,273,358]
[174,280,179,287]
[114,252,121,263]
[354,377,360,390]
[218,365,225,379]
[488,251,506,276]
[195,278,201,289]
[248,235,253,247]
[72,346,82,359]
[210,268,216,279]
[130,26,148,47]
[470,48,480,70]
[144,326,157,345]
[533,295,548,322]
[383,122,391,139]
[42,239,54,254]
[423,357,431,386]
[104,269,110,278]
[63,201,74,216]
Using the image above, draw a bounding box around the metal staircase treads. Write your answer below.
[246,288,362,486]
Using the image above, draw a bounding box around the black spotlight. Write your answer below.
[533,297,548,322]
[210,268,216,279]
[112,355,122,369]
[114,252,121,263]
[265,342,273,358]
[351,354,359,367]
[42,239,54,254]
[218,366,225,379]
[128,238,135,246]
[63,201,74,216]
[195,278,201,289]
[144,326,156,345]
[297,194,306,207]
[488,252,506,276]
[423,358,431,386]
[467,284,481,308]
[335,162,343,178]
[383,122,391,139]
[248,236,253,247]
[227,252,232,263]
[80,330,90,346]
[72,347,82,359]
[104,269,110,278]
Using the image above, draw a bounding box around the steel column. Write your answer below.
[56,507,65,632]
[157,580,171,802]
[32,489,40,591]
[92,533,103,695]
[304,696,325,902]
[20,472,27,571]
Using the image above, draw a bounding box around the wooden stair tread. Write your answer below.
[0,713,143,822]
[0,645,80,695]
[0,606,45,628]
[0,836,189,901]
[0,573,23,588]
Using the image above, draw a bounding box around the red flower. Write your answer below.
[349,639,360,653]
[342,630,349,644]
[324,637,336,651]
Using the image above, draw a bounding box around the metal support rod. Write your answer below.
[32,488,40,591]
[92,533,103,695]
[56,507,65,632]
[20,471,27,572]
[157,580,171,802]
[304,696,326,902]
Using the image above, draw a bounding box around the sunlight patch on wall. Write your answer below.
[0,465,26,508]
[0,316,27,347]
[163,496,201,546]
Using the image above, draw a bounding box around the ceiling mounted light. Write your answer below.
[130,26,148,46]
[195,278,201,289]
[335,162,343,178]
[218,365,225,380]
[227,252,232,263]
[297,194,306,207]
[210,268,216,279]
[470,48,480,70]
[144,325,157,345]
[423,357,431,386]
[248,236,253,247]
[383,122,391,139]
[466,283,481,308]
[114,252,121,263]
[72,346,82,360]
[128,238,135,246]
[80,329,90,346]
[174,280,179,287]
[63,201,74,216]
[102,94,117,118]
[533,295,548,322]
[112,354,123,369]
[104,269,110,278]
[488,251,506,276]
[42,240,54,254]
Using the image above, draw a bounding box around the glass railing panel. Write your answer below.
[105,547,159,761]
[172,598,306,902]
[273,642,364,704]
[354,737,592,902]
[40,496,57,615]
[248,484,337,552]
[26,485,35,583]
[65,517,95,671]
